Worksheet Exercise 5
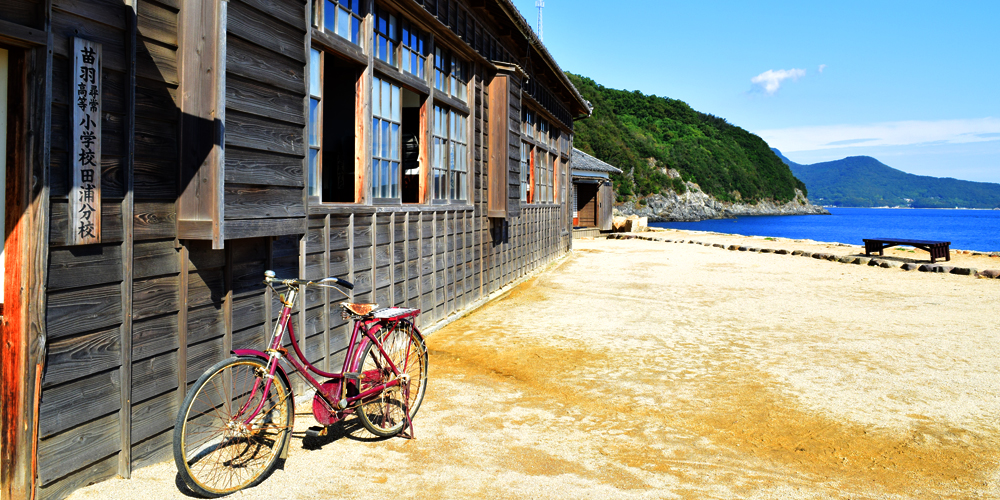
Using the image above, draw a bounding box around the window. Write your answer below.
[401,20,427,78]
[534,151,553,203]
[520,141,530,202]
[434,48,468,103]
[539,118,548,146]
[321,0,362,44]
[308,48,322,197]
[433,105,468,202]
[522,109,535,139]
[372,76,401,199]
[374,7,398,67]
[308,49,359,203]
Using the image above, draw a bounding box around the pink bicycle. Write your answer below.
[173,270,428,497]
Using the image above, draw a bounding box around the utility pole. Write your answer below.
[535,0,544,41]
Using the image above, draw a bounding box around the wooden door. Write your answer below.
[576,183,597,227]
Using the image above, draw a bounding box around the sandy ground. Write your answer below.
[67,231,1000,500]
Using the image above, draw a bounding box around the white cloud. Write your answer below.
[751,68,806,95]
[818,64,826,73]
[756,118,1000,152]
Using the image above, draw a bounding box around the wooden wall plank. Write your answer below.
[46,283,123,340]
[132,274,181,321]
[227,0,306,63]
[42,327,121,389]
[38,369,121,438]
[225,146,304,187]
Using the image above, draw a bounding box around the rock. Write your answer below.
[838,256,854,264]
[775,249,789,255]
[748,247,760,252]
[825,254,839,261]
[934,266,955,273]
[880,261,900,268]
[812,253,825,260]
[856,257,871,265]
[728,245,739,251]
[612,216,628,232]
[614,188,829,222]
[918,264,935,272]
[901,263,920,271]
[760,248,774,254]
[979,269,1000,279]
[950,267,977,276]
[868,259,882,266]
[713,243,725,248]
[738,246,748,251]
[791,250,804,256]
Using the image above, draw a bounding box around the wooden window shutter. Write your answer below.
[487,63,523,218]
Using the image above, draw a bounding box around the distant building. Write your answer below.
[571,148,622,230]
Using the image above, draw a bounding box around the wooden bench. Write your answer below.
[863,238,951,263]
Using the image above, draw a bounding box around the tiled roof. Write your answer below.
[572,149,623,174]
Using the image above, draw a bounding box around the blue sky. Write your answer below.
[510,0,1000,183]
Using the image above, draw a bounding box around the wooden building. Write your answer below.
[0,0,590,498]
[571,148,619,231]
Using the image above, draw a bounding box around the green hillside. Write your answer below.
[776,151,1000,208]
[567,73,807,203]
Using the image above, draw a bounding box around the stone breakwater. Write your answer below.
[606,233,1000,280]
[615,186,829,222]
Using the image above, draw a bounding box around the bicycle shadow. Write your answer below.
[295,412,395,450]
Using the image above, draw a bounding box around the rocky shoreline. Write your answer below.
[615,185,830,222]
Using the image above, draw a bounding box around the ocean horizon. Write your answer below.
[649,207,1000,253]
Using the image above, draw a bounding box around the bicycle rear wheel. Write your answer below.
[356,322,428,437]
[173,356,292,497]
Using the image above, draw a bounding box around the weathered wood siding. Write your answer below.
[27,0,578,498]
[223,0,308,239]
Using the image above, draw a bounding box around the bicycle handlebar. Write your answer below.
[263,271,354,290]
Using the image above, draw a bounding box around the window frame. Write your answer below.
[319,0,363,45]
[432,104,470,204]
[373,6,399,67]
[372,75,403,202]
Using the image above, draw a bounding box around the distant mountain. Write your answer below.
[566,73,808,203]
[772,149,1000,209]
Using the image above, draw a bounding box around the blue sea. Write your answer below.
[649,208,1000,253]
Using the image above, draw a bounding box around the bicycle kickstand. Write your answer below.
[398,383,415,440]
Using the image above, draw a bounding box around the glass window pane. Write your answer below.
[351,17,360,43]
[401,50,409,74]
[310,49,321,96]
[391,161,399,198]
[372,117,380,156]
[381,120,390,158]
[350,0,360,15]
[338,6,350,38]
[391,123,400,160]
[309,149,319,196]
[389,14,396,40]
[309,98,320,147]
[381,80,391,118]
[324,0,337,32]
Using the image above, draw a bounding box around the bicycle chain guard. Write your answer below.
[311,379,359,425]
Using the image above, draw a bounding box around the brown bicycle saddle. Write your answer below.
[341,303,378,316]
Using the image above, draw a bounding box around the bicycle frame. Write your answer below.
[233,282,411,429]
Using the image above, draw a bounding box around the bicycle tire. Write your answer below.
[356,322,428,437]
[173,356,293,497]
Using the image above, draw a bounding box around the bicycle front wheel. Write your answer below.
[357,322,428,437]
[173,356,293,497]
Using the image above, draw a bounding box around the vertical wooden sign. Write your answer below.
[70,37,102,245]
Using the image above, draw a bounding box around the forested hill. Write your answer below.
[774,150,1000,209]
[567,73,807,203]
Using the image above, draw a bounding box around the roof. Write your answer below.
[494,1,592,119]
[572,149,623,175]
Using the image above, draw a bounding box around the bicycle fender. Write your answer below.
[231,349,295,402]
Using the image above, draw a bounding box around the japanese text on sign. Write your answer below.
[70,38,102,245]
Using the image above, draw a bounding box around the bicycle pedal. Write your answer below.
[306,425,328,438]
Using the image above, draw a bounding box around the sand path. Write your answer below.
[67,233,1000,499]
